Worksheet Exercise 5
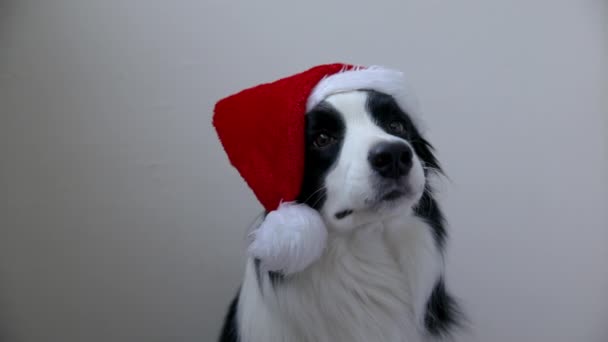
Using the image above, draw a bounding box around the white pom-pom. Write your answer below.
[248,202,328,275]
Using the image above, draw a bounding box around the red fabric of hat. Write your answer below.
[213,63,353,211]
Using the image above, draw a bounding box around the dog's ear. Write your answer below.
[248,202,327,275]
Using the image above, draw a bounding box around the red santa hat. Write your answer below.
[213,63,418,274]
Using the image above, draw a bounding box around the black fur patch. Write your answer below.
[424,279,462,337]
[365,90,446,249]
[218,293,240,342]
[297,101,345,209]
[414,190,447,249]
[366,89,419,141]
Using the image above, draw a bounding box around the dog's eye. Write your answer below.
[388,121,405,134]
[312,132,336,149]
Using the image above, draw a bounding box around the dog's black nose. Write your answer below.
[368,142,413,179]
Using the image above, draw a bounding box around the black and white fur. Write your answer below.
[220,90,460,341]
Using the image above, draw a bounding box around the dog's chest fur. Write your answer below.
[237,214,441,342]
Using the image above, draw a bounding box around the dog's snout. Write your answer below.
[368,142,413,179]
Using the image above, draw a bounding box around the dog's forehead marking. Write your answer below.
[324,91,371,125]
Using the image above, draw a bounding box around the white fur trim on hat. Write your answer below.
[248,202,328,275]
[306,65,424,131]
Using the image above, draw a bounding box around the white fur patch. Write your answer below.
[239,215,441,342]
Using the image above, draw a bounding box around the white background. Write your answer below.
[0,1,607,341]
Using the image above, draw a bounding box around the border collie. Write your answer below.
[219,89,460,341]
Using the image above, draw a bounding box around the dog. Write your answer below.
[219,89,461,341]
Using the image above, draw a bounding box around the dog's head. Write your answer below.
[298,90,440,232]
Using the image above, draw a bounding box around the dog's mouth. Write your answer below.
[334,189,407,220]
[334,209,354,220]
[380,189,405,201]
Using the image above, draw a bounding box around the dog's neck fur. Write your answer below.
[237,212,442,342]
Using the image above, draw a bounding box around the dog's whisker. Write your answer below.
[302,186,327,204]
[310,188,328,208]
